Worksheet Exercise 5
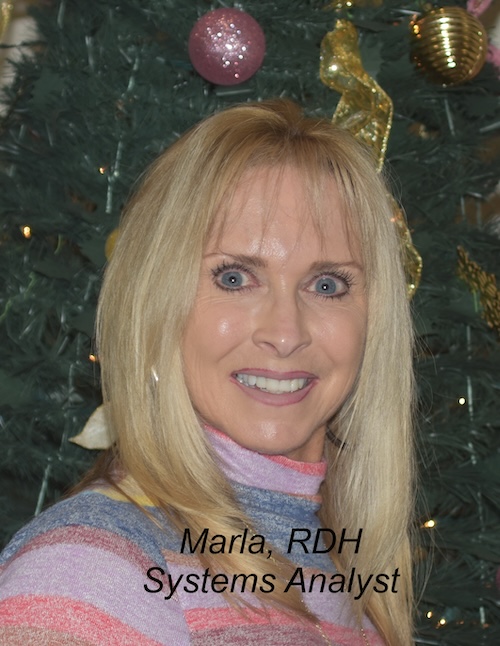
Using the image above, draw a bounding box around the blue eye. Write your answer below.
[211,262,252,292]
[309,271,353,299]
[220,270,245,289]
[315,276,339,295]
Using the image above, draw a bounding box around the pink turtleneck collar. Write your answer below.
[204,425,327,499]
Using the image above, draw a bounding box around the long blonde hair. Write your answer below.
[95,99,415,644]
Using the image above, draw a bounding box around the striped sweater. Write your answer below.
[0,428,384,645]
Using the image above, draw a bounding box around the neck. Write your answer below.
[204,425,327,498]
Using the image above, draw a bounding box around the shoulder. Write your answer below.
[0,489,190,645]
[1,487,173,566]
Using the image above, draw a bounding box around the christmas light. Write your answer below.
[423,519,436,528]
[89,354,98,362]
[21,225,32,239]
[458,397,466,405]
[426,611,433,618]
[98,166,107,174]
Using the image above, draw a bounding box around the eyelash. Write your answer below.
[211,261,355,299]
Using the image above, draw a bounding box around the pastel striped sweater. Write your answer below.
[0,429,384,645]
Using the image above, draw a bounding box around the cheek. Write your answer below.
[320,310,366,367]
[217,318,231,337]
[197,300,249,342]
[183,301,248,369]
[211,309,246,342]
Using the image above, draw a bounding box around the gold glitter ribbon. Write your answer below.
[392,203,423,300]
[320,18,422,297]
[457,246,500,335]
[320,19,392,172]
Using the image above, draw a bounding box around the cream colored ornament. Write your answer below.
[70,405,114,450]
[410,7,488,86]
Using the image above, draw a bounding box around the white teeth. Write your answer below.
[235,374,308,394]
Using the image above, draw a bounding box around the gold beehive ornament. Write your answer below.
[410,6,488,86]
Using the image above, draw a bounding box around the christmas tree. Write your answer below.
[1,0,499,642]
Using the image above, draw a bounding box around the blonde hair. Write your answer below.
[95,100,415,645]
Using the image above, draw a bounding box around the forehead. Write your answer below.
[209,166,360,263]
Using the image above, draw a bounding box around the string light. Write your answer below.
[98,166,107,174]
[426,611,433,619]
[423,519,436,528]
[89,354,98,362]
[458,396,466,405]
[21,225,32,239]
[438,618,446,626]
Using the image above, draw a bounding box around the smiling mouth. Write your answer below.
[234,373,310,394]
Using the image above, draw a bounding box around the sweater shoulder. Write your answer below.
[1,488,174,567]
[0,489,190,645]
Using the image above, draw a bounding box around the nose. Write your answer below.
[251,293,312,358]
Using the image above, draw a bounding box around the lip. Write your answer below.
[230,369,317,407]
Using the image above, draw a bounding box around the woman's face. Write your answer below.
[182,166,367,462]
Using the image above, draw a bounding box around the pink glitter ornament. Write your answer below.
[466,0,492,16]
[467,0,500,76]
[188,8,266,85]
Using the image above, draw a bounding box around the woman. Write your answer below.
[0,100,415,645]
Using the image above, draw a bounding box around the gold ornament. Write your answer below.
[320,19,422,298]
[320,19,392,172]
[409,7,488,86]
[457,246,500,335]
[105,227,120,260]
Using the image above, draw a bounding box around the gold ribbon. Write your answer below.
[320,19,392,172]
[391,203,423,299]
[457,246,500,335]
[0,1,13,45]
[320,19,422,297]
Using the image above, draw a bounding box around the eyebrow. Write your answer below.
[203,252,363,273]
[309,260,363,273]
